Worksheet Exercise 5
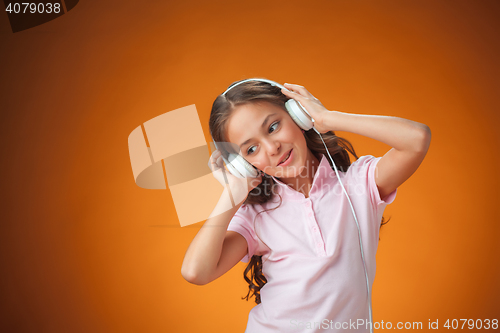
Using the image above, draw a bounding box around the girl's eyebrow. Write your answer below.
[239,113,278,149]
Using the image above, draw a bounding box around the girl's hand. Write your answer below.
[281,83,332,134]
[208,149,263,204]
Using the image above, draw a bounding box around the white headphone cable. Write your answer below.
[312,126,374,333]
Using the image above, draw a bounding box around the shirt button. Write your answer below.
[316,242,322,248]
[313,227,318,232]
[308,212,313,218]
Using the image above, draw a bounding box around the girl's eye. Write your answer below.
[246,121,280,156]
[269,121,279,133]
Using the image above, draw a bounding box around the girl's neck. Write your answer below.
[278,150,320,198]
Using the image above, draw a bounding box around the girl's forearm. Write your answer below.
[181,189,244,284]
[322,111,431,152]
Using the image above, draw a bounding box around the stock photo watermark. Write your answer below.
[4,1,79,33]
[289,318,498,330]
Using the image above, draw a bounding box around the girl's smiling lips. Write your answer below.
[277,149,293,167]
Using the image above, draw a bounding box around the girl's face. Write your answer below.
[226,101,309,179]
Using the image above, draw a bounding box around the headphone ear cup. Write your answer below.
[223,156,245,178]
[285,99,314,131]
[227,153,259,178]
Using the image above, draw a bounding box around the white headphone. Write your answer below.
[211,78,374,333]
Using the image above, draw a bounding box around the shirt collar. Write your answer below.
[270,153,332,198]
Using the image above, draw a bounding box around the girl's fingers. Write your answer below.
[210,151,218,162]
[215,154,223,167]
[283,83,312,98]
[209,150,223,171]
[281,87,304,100]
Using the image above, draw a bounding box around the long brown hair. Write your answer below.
[209,78,391,305]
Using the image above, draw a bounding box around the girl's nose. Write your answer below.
[263,139,281,156]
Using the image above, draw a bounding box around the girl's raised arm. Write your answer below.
[181,191,248,285]
[281,83,431,201]
[181,149,262,285]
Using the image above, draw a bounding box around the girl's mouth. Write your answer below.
[278,149,293,166]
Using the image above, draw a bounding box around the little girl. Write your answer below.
[182,78,431,332]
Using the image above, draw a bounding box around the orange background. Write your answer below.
[1,0,499,332]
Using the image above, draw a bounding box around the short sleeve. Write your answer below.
[227,204,260,263]
[347,155,397,209]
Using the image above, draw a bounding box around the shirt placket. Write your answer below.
[304,198,326,256]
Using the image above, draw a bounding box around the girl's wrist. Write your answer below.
[320,110,345,132]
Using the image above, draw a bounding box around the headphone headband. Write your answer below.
[222,78,289,96]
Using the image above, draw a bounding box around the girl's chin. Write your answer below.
[273,167,304,179]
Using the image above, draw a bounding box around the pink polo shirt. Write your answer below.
[227,154,397,332]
